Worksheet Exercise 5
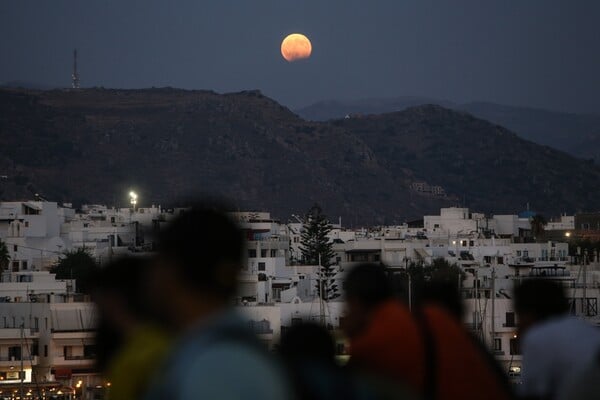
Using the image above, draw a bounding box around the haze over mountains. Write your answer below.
[1,87,599,225]
[297,97,600,163]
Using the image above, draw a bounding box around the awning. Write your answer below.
[54,368,72,379]
[415,248,429,259]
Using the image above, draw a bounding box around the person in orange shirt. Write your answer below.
[343,263,514,400]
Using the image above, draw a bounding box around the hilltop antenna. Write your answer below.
[72,49,80,89]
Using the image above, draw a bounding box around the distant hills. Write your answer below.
[297,98,600,162]
[1,88,599,224]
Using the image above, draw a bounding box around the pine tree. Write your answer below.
[300,204,339,300]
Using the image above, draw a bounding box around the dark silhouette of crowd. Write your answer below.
[92,203,600,400]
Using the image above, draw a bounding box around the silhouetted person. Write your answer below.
[344,263,513,400]
[144,204,289,399]
[514,279,600,400]
[92,256,170,400]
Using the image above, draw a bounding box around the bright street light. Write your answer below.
[129,191,138,209]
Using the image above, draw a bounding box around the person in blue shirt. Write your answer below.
[144,203,290,400]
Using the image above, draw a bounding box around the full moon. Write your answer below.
[281,33,312,62]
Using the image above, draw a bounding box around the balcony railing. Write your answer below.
[64,355,96,361]
[0,355,37,361]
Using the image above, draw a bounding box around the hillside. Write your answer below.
[336,105,600,216]
[297,98,600,162]
[1,88,599,224]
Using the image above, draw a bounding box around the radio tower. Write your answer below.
[72,49,80,89]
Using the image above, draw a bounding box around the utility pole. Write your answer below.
[491,268,496,349]
[318,254,325,326]
[20,324,25,400]
[72,49,80,89]
[583,249,588,316]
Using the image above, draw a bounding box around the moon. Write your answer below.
[281,33,312,62]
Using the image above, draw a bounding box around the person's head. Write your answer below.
[279,322,336,365]
[343,263,393,338]
[91,256,153,370]
[92,255,154,327]
[514,279,569,335]
[150,203,245,330]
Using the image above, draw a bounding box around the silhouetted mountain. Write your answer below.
[459,102,600,161]
[297,96,454,121]
[1,88,599,224]
[297,98,600,162]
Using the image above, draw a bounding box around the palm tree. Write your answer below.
[0,240,10,274]
[530,214,547,242]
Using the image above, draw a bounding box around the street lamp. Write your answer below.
[565,232,571,238]
[129,191,138,210]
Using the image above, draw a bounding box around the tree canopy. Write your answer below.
[51,247,98,294]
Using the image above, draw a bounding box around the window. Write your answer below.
[270,249,277,257]
[22,261,28,270]
[258,262,266,271]
[8,346,21,361]
[461,240,467,247]
[44,345,48,357]
[516,250,522,257]
[291,317,302,326]
[12,261,19,272]
[293,237,299,243]
[13,245,18,252]
[505,312,515,327]
[24,221,29,227]
[469,240,474,247]
[523,250,529,257]
[34,317,39,330]
[31,343,39,357]
[434,224,440,229]
[83,345,97,359]
[248,249,257,258]
[494,338,502,352]
[45,318,48,330]
[510,338,521,355]
[260,249,268,258]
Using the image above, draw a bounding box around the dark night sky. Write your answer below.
[1,0,599,113]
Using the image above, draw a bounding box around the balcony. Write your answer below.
[0,355,38,367]
[52,355,95,367]
[0,329,38,339]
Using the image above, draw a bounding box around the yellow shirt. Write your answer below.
[106,326,170,400]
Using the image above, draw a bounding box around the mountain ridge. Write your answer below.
[1,87,598,224]
[297,97,600,162]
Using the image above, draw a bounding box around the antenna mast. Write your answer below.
[72,49,80,89]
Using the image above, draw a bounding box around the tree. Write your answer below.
[51,248,98,294]
[389,258,464,314]
[0,240,10,274]
[530,214,547,242]
[300,204,339,301]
